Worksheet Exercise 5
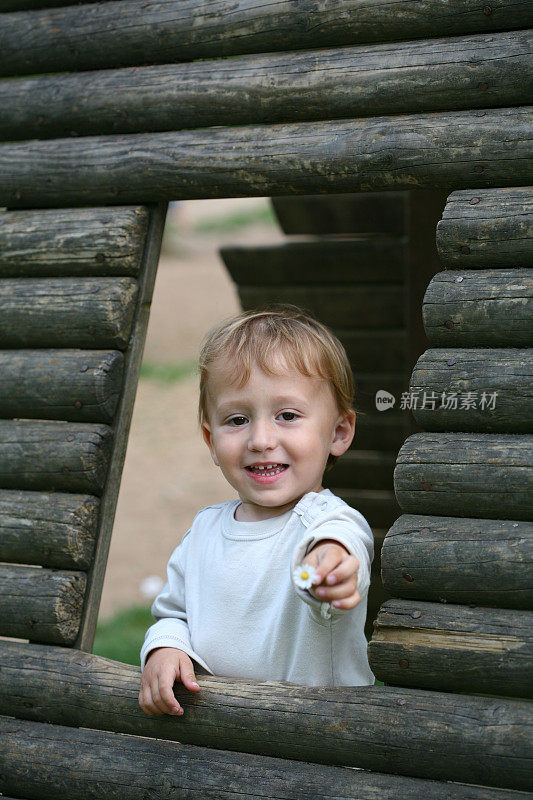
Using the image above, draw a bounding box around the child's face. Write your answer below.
[202,357,355,521]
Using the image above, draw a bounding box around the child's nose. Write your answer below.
[247,419,276,451]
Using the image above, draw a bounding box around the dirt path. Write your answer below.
[99,200,284,619]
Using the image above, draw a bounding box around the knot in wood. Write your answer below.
[95,253,106,263]
[478,82,488,92]
[460,245,470,255]
[80,365,89,373]
[399,659,409,669]
[421,482,432,492]
[483,4,492,14]
[74,401,83,409]
[474,165,484,173]
[411,611,422,619]
[402,571,414,582]
[447,358,456,366]
[470,197,481,205]
[444,320,454,329]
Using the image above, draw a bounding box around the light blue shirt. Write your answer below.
[140,489,375,687]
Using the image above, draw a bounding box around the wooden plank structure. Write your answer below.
[0,1,531,798]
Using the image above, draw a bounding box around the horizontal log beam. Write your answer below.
[272,192,407,235]
[1,107,531,207]
[409,348,533,433]
[381,514,533,609]
[0,206,149,278]
[239,286,404,329]
[369,599,533,697]
[2,0,532,77]
[0,277,138,349]
[0,420,113,495]
[0,489,98,569]
[394,433,533,519]
[2,31,531,140]
[0,564,86,644]
[436,187,533,268]
[324,450,396,491]
[221,237,406,285]
[0,349,124,423]
[0,641,530,791]
[423,269,533,347]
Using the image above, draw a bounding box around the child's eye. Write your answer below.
[227,416,248,426]
[278,411,298,422]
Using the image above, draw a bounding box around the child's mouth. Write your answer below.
[245,463,288,482]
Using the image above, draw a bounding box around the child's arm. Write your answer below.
[139,646,201,717]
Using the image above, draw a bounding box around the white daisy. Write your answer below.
[293,561,320,589]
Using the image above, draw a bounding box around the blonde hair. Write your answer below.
[197,304,355,471]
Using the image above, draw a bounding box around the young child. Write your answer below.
[139,305,375,717]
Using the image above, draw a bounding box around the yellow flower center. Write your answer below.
[301,571,308,579]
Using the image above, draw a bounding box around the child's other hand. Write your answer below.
[139,646,201,716]
[304,539,361,610]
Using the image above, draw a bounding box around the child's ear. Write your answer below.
[330,409,356,457]
[201,422,220,467]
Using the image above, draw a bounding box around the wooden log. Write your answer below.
[436,187,533,268]
[381,514,533,610]
[0,564,86,644]
[2,0,532,76]
[2,717,526,800]
[221,237,406,285]
[351,412,407,451]
[272,192,407,235]
[324,449,396,491]
[0,206,149,278]
[369,599,533,698]
[74,203,168,651]
[0,420,113,495]
[409,348,533,433]
[394,432,533,520]
[423,269,533,348]
[2,32,531,140]
[0,349,124,423]
[335,489,401,530]
[238,286,404,329]
[1,107,532,208]
[0,642,531,792]
[0,277,138,349]
[0,489,98,570]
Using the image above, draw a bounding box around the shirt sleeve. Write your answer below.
[140,531,213,673]
[290,503,374,621]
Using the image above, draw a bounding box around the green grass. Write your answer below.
[191,203,277,233]
[140,359,197,384]
[93,605,154,666]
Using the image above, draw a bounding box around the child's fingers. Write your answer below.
[155,676,184,715]
[179,661,201,692]
[314,575,357,601]
[323,554,359,586]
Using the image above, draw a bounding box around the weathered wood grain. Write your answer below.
[335,489,401,530]
[0,641,531,791]
[221,237,406,284]
[369,599,533,697]
[324,450,396,491]
[0,206,149,278]
[2,31,531,139]
[0,564,86,644]
[0,420,113,495]
[0,349,124,423]
[0,489,98,569]
[238,286,404,329]
[436,187,533,268]
[272,192,408,235]
[423,269,533,347]
[0,277,138,349]
[74,203,168,651]
[2,716,526,800]
[1,107,531,207]
[381,514,533,609]
[394,432,533,519]
[409,348,533,432]
[1,0,531,76]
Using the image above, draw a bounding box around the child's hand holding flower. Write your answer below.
[296,539,361,609]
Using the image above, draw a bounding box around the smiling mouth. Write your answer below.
[245,463,288,477]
